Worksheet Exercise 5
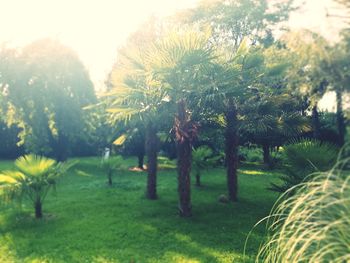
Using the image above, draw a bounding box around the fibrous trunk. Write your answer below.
[145,121,158,200]
[225,100,239,202]
[175,99,195,217]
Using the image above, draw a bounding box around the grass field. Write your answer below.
[0,157,281,263]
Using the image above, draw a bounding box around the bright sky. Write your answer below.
[0,0,347,96]
[0,0,199,89]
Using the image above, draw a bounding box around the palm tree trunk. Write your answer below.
[225,100,239,202]
[108,170,113,186]
[35,199,43,218]
[336,89,345,146]
[145,121,158,200]
[175,99,193,217]
[311,105,321,140]
[137,153,144,170]
[195,172,201,187]
[262,143,270,165]
[55,133,69,162]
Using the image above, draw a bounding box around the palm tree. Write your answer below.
[104,38,170,200]
[242,94,311,167]
[147,28,216,216]
[192,146,219,186]
[0,154,73,218]
[201,41,267,201]
[101,156,124,186]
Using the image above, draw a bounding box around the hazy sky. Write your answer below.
[0,0,347,93]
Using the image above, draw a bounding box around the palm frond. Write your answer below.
[15,154,56,178]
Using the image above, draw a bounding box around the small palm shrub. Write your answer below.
[271,138,339,192]
[239,147,263,163]
[256,159,350,262]
[0,154,74,218]
[192,146,219,186]
[101,156,124,186]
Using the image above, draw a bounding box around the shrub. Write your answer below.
[271,139,339,192]
[101,156,124,186]
[256,159,350,262]
[0,154,74,218]
[239,147,263,163]
[192,146,219,186]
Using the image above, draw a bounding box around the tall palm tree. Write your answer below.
[147,28,216,216]
[201,41,267,201]
[104,44,167,200]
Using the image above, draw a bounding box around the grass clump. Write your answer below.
[257,158,350,263]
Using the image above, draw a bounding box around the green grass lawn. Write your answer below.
[0,157,281,263]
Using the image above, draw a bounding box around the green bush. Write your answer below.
[256,159,350,262]
[271,139,339,192]
[239,147,263,163]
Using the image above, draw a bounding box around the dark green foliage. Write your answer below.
[0,122,24,159]
[271,139,339,192]
[0,40,96,160]
[239,147,263,163]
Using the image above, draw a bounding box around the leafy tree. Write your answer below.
[0,154,74,218]
[320,33,350,146]
[0,39,96,160]
[177,0,293,50]
[280,30,330,139]
[0,122,24,159]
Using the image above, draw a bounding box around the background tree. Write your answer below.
[280,30,330,140]
[321,34,350,146]
[176,0,294,50]
[0,39,96,160]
